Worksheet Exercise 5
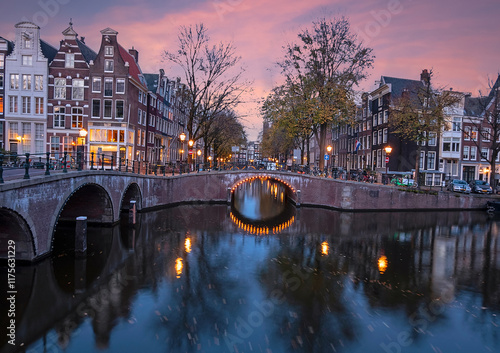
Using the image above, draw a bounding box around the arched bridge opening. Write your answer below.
[230,175,298,204]
[120,183,142,214]
[0,208,35,262]
[52,183,114,254]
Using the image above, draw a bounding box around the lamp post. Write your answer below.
[197,149,201,172]
[384,146,392,184]
[79,128,87,170]
[326,145,332,177]
[188,139,194,172]
[179,132,186,174]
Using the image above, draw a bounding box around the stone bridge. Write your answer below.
[0,170,495,262]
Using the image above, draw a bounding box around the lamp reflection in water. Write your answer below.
[378,255,388,274]
[321,241,329,256]
[184,238,192,253]
[175,258,183,278]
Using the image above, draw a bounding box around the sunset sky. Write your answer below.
[1,0,499,140]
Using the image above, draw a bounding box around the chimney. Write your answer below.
[80,36,85,43]
[420,69,430,84]
[128,46,138,63]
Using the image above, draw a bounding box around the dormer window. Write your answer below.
[105,46,114,56]
[104,59,114,73]
[65,53,75,68]
[22,32,32,49]
[22,55,32,66]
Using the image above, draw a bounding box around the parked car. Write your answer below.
[469,180,493,194]
[447,179,471,193]
[32,161,45,169]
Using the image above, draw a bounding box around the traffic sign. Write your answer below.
[324,154,330,160]
[385,156,389,163]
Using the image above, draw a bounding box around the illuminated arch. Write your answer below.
[230,174,297,195]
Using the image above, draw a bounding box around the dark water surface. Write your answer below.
[1,179,499,353]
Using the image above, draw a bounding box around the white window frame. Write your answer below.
[116,78,125,94]
[104,77,113,97]
[103,99,112,119]
[104,59,114,73]
[22,96,31,114]
[427,151,436,170]
[72,78,84,100]
[8,96,18,113]
[470,146,477,160]
[22,55,32,66]
[54,78,66,99]
[34,75,43,91]
[92,99,101,118]
[115,100,124,119]
[35,97,43,115]
[10,74,19,90]
[65,53,75,68]
[104,46,114,56]
[92,77,101,93]
[53,106,65,128]
[463,146,470,160]
[481,147,489,161]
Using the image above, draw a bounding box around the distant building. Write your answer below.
[0,36,14,150]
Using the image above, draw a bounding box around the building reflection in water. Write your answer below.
[4,205,500,353]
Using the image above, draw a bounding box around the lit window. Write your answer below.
[72,107,83,128]
[35,97,43,114]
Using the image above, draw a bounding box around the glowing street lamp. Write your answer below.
[78,128,87,170]
[384,146,392,184]
[326,145,332,176]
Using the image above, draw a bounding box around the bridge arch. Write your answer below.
[0,207,35,261]
[120,182,142,212]
[229,174,298,202]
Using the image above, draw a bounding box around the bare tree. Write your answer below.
[462,75,500,187]
[164,24,251,162]
[389,70,462,186]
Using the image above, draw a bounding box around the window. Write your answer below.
[65,53,75,68]
[104,100,112,118]
[22,55,32,66]
[383,110,388,123]
[9,96,18,113]
[35,124,44,153]
[451,138,460,152]
[72,107,83,128]
[138,109,142,125]
[452,117,461,131]
[378,112,383,125]
[463,146,470,160]
[464,126,470,141]
[138,91,142,103]
[115,100,124,119]
[0,53,4,69]
[443,137,451,151]
[23,74,33,90]
[471,127,478,141]
[383,128,388,143]
[0,73,3,89]
[470,146,477,160]
[116,78,125,94]
[34,75,43,91]
[373,131,378,145]
[53,107,65,128]
[92,99,100,118]
[482,128,491,142]
[105,46,114,56]
[104,59,114,72]
[35,97,43,114]
[72,79,84,100]
[378,130,382,144]
[427,151,436,170]
[104,78,113,97]
[9,122,18,139]
[54,78,66,99]
[50,136,60,157]
[373,114,377,127]
[92,77,101,93]
[428,132,437,146]
[481,148,489,161]
[22,32,31,49]
[419,151,425,169]
[21,123,31,154]
[22,96,31,114]
[10,74,19,89]
[0,96,3,114]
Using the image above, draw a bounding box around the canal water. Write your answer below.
[1,178,499,353]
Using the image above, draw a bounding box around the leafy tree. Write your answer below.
[389,70,462,185]
[209,110,246,165]
[277,16,374,169]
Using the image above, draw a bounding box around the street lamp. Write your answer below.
[326,145,332,176]
[179,132,186,174]
[384,146,392,184]
[197,149,201,172]
[79,128,87,170]
[188,139,194,171]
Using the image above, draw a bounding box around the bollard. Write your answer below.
[129,200,137,225]
[74,255,87,294]
[296,190,301,207]
[75,216,87,257]
[24,153,30,179]
[45,152,50,176]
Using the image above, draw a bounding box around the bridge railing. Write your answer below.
[0,151,217,183]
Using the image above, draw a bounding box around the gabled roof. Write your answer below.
[76,38,97,64]
[118,44,147,89]
[381,76,424,98]
[40,39,57,62]
[486,75,500,102]
[143,73,159,92]
[0,36,14,54]
[464,96,487,116]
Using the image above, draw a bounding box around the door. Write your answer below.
[463,166,475,182]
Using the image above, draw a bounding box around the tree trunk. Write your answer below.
[415,145,421,188]
[306,135,310,166]
[318,123,327,170]
[301,139,305,165]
